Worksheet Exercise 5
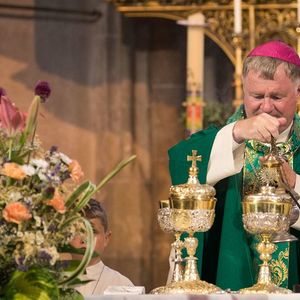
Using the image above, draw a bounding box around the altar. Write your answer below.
[85,294,300,300]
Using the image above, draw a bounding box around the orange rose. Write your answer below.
[3,202,32,224]
[1,162,26,180]
[68,160,84,183]
[46,190,66,214]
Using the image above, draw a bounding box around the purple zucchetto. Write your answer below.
[247,40,300,68]
[34,80,51,102]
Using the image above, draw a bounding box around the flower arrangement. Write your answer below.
[0,82,135,299]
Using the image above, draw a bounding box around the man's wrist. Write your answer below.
[232,121,245,144]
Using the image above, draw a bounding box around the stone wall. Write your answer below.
[0,0,186,291]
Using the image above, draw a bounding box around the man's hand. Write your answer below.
[280,160,296,189]
[232,113,287,143]
[259,156,296,189]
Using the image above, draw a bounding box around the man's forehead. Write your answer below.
[246,64,291,80]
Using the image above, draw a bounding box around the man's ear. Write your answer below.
[104,230,112,248]
[106,230,112,240]
[297,82,300,95]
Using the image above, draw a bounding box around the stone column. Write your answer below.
[179,13,205,135]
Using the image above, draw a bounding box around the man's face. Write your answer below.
[243,64,300,133]
[70,217,111,265]
[91,217,110,256]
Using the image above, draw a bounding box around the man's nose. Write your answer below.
[260,97,274,113]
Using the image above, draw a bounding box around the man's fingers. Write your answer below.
[278,117,287,126]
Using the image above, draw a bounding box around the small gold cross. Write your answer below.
[187,150,202,168]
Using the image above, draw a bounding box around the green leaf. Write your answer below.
[59,245,99,258]
[65,155,136,212]
[94,155,136,194]
[65,181,95,209]
[3,268,59,300]
[19,96,41,147]
[59,218,95,286]
[58,288,84,300]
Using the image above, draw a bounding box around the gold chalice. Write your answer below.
[239,148,293,294]
[151,150,223,294]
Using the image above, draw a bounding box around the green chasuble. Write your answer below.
[168,116,300,291]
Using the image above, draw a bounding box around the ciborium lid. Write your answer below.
[169,150,216,210]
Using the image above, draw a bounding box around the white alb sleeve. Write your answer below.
[207,122,245,186]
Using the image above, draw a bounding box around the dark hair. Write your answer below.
[84,199,108,232]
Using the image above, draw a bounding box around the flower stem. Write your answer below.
[26,123,37,164]
[8,138,13,161]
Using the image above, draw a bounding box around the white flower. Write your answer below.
[34,216,41,227]
[24,232,36,245]
[35,231,44,245]
[23,243,35,260]
[22,164,36,176]
[46,246,59,265]
[37,172,48,182]
[16,231,24,238]
[30,159,49,169]
[59,152,72,164]
[8,191,22,201]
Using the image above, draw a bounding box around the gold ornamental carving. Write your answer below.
[110,0,299,64]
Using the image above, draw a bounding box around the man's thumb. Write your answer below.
[278,117,287,126]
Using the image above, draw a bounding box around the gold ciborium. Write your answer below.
[151,150,223,294]
[239,145,293,294]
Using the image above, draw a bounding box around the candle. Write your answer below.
[298,0,300,23]
[234,0,242,34]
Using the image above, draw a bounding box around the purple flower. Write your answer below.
[0,87,7,97]
[38,250,52,262]
[50,146,58,154]
[17,265,28,272]
[42,186,55,199]
[34,80,51,102]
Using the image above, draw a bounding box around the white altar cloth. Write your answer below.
[85,294,300,300]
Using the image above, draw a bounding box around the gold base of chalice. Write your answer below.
[151,280,223,295]
[239,283,291,294]
[151,233,223,295]
[239,233,292,294]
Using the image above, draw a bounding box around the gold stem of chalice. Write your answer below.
[239,233,291,294]
[171,232,184,283]
[256,234,276,285]
[150,201,185,294]
[183,234,199,281]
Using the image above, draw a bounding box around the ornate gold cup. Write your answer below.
[239,148,293,294]
[151,150,223,294]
